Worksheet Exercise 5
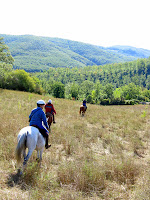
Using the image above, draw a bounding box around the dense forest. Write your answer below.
[1,34,150,72]
[1,36,150,105]
[35,58,150,104]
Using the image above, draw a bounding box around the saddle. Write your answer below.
[46,112,52,118]
[31,125,39,129]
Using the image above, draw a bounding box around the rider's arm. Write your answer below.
[42,111,49,130]
[29,109,35,121]
[29,110,33,119]
[52,104,56,114]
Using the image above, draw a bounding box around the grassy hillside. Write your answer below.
[1,34,150,72]
[0,89,150,199]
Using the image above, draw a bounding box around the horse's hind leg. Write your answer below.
[79,108,82,115]
[23,148,34,171]
[36,151,40,162]
[22,147,26,159]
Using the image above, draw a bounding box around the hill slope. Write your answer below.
[1,34,150,72]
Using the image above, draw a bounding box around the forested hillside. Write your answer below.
[2,35,150,105]
[1,34,150,72]
[35,57,150,104]
[36,58,150,88]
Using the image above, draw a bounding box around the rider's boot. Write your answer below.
[53,114,56,123]
[45,136,51,149]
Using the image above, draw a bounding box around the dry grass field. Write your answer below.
[0,89,150,200]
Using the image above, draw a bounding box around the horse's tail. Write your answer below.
[15,132,28,163]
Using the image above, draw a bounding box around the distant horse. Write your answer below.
[79,105,86,116]
[46,112,53,130]
[15,126,46,174]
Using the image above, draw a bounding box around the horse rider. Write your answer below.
[83,99,87,111]
[45,99,56,124]
[29,100,51,149]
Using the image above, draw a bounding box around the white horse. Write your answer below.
[15,126,46,174]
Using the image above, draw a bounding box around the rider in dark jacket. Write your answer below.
[29,100,51,149]
[83,99,87,111]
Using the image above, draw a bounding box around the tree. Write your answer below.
[137,59,146,75]
[0,37,14,88]
[103,83,114,99]
[0,37,14,64]
[93,81,104,103]
[122,83,140,100]
[79,80,94,99]
[52,82,65,98]
[113,88,123,99]
[70,82,79,99]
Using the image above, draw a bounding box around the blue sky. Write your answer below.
[1,0,150,49]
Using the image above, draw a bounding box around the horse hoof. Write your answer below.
[17,169,22,176]
[23,161,26,166]
[36,158,40,162]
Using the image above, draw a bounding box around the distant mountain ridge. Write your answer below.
[1,34,150,72]
[106,45,150,58]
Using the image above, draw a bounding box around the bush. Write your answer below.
[125,99,139,105]
[100,99,110,105]
[110,98,126,105]
[0,69,43,94]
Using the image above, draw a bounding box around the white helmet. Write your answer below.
[48,99,52,104]
[37,100,45,105]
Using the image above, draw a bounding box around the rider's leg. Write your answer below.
[39,128,51,149]
[53,114,56,123]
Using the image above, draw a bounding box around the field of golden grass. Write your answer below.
[0,89,150,200]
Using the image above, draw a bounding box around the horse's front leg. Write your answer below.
[48,117,51,130]
[36,150,40,162]
[39,147,44,161]
[36,148,44,162]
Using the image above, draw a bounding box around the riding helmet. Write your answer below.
[48,99,52,104]
[37,100,45,105]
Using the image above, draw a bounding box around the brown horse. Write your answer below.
[79,105,86,116]
[46,112,53,130]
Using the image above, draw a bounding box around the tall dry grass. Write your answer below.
[0,89,150,199]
